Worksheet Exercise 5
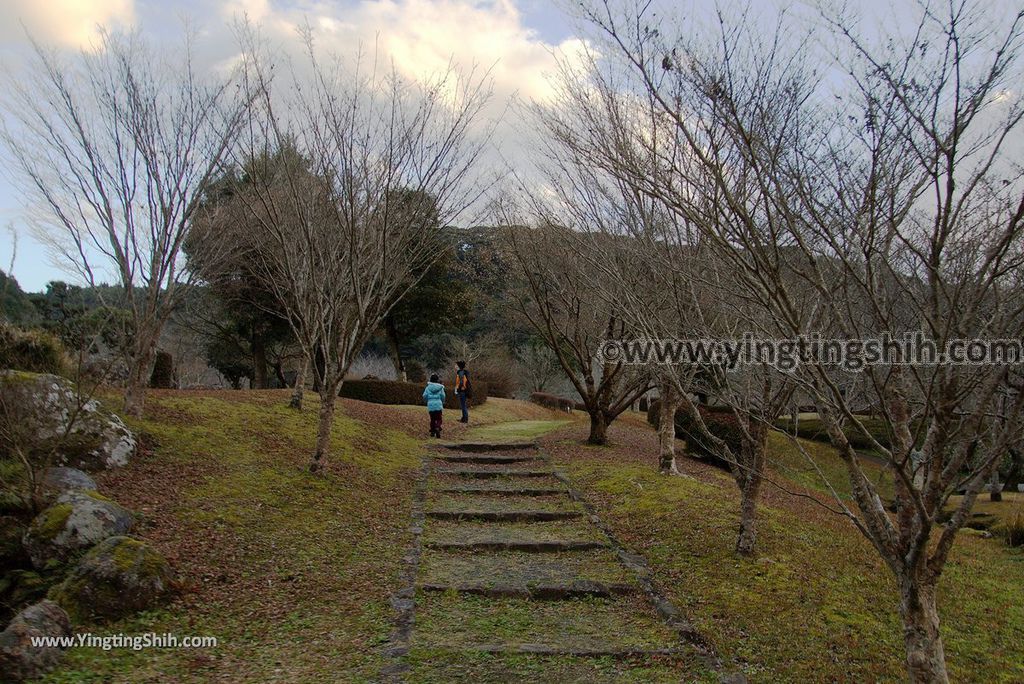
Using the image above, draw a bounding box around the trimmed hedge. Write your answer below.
[648,399,741,470]
[340,378,488,409]
[529,392,575,412]
[773,415,908,451]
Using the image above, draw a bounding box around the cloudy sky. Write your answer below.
[0,0,590,291]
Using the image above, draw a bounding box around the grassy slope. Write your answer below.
[545,419,1024,683]
[43,390,423,683]
[37,393,1024,682]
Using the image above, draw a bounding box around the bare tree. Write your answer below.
[217,34,492,471]
[1,29,246,417]
[569,1,1024,679]
[521,88,797,553]
[501,219,650,444]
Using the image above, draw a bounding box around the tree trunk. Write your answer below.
[1004,449,1022,493]
[735,432,766,556]
[123,335,158,418]
[311,381,339,473]
[384,320,406,382]
[290,356,308,410]
[899,577,949,683]
[252,335,268,389]
[989,468,1003,502]
[587,410,608,445]
[735,473,761,556]
[658,384,680,475]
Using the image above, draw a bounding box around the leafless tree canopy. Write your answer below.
[549,1,1024,680]
[0,29,246,416]
[204,31,494,469]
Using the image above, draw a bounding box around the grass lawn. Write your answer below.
[29,394,1024,682]
[544,416,1024,683]
[456,418,575,444]
[41,389,423,683]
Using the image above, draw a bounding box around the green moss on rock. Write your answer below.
[51,536,174,624]
[31,504,72,542]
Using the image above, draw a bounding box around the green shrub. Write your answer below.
[339,378,488,408]
[529,392,575,412]
[0,322,68,376]
[1006,510,1024,548]
[774,415,912,451]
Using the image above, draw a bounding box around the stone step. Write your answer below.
[435,453,542,464]
[412,594,683,656]
[425,539,609,552]
[425,509,584,522]
[433,467,553,478]
[426,492,576,513]
[418,580,639,599]
[435,485,567,496]
[442,441,538,452]
[417,549,639,600]
[462,644,688,657]
[424,519,606,553]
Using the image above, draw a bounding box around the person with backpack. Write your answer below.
[423,373,446,438]
[454,360,471,423]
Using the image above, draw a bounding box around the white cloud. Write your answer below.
[0,0,135,48]
[218,0,585,105]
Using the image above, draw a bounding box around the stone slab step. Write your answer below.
[465,644,687,657]
[412,594,682,655]
[425,509,584,522]
[425,539,609,552]
[418,580,639,599]
[435,485,567,496]
[433,467,553,478]
[441,441,538,452]
[436,453,542,464]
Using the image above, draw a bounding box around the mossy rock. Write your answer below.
[0,599,72,682]
[40,467,98,501]
[0,371,136,471]
[22,491,133,569]
[51,536,174,623]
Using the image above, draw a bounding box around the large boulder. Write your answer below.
[0,371,136,470]
[51,536,174,623]
[40,467,97,500]
[22,491,134,569]
[0,600,72,682]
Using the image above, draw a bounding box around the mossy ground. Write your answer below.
[33,392,1024,682]
[41,390,422,683]
[403,651,712,683]
[548,418,1024,682]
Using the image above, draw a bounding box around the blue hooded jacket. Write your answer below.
[423,381,446,412]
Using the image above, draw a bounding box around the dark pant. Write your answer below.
[429,410,443,435]
[458,393,469,421]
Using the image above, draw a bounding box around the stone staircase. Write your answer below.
[382,441,734,682]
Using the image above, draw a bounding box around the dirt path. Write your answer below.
[382,438,736,683]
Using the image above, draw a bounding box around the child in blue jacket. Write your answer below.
[423,373,446,438]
